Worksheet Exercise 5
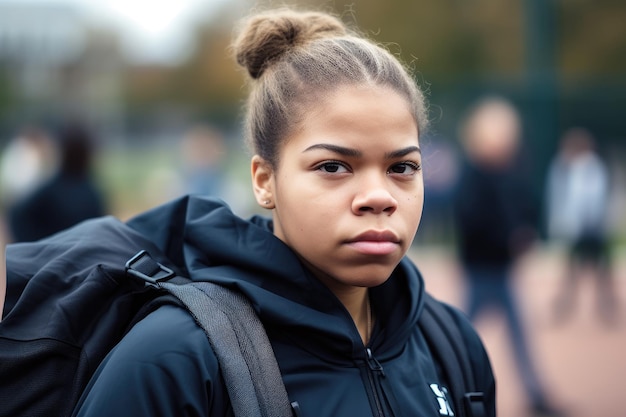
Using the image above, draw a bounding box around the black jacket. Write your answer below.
[454,159,538,268]
[8,173,106,242]
[74,196,495,417]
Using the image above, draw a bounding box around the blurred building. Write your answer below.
[0,4,83,88]
[0,3,125,144]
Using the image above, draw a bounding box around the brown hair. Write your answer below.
[233,8,428,168]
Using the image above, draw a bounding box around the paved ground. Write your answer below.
[409,245,626,417]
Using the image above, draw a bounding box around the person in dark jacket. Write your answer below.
[453,97,564,417]
[74,8,495,417]
[7,122,106,242]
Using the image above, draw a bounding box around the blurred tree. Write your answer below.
[3,0,625,150]
[122,6,247,132]
[0,71,15,139]
[279,0,524,81]
[102,0,626,138]
[558,0,626,79]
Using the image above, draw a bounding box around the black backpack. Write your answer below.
[0,216,485,417]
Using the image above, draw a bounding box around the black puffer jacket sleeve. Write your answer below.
[72,304,232,417]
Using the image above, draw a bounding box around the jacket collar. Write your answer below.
[127,195,426,360]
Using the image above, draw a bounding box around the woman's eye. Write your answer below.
[389,162,421,175]
[317,162,348,173]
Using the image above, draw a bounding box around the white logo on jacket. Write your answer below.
[430,384,454,416]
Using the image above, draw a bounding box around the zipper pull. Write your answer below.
[291,401,302,417]
[366,348,385,377]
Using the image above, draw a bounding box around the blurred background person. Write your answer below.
[453,96,564,417]
[545,127,618,325]
[416,136,460,246]
[0,126,58,302]
[0,126,58,208]
[6,121,107,242]
[179,123,227,198]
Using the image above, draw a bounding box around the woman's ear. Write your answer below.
[251,155,275,209]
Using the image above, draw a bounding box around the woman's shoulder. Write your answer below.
[74,304,228,417]
[430,298,490,361]
[119,303,216,362]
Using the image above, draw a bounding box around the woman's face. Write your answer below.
[252,85,423,293]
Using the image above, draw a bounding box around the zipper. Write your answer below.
[366,348,385,377]
[364,347,387,417]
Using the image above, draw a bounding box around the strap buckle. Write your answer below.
[464,392,486,417]
[126,250,174,285]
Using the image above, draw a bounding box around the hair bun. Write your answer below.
[234,9,347,79]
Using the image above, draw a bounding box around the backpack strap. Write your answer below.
[126,250,293,417]
[420,294,486,417]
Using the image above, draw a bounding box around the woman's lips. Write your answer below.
[346,240,399,255]
[346,230,400,255]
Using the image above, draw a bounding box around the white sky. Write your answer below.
[0,0,234,64]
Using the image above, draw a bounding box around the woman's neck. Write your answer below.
[334,286,372,345]
[298,259,375,344]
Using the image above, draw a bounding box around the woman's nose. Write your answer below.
[352,177,398,215]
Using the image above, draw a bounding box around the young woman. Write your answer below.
[74,8,495,417]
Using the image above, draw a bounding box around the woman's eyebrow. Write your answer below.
[385,146,421,159]
[303,144,421,159]
[303,143,362,157]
